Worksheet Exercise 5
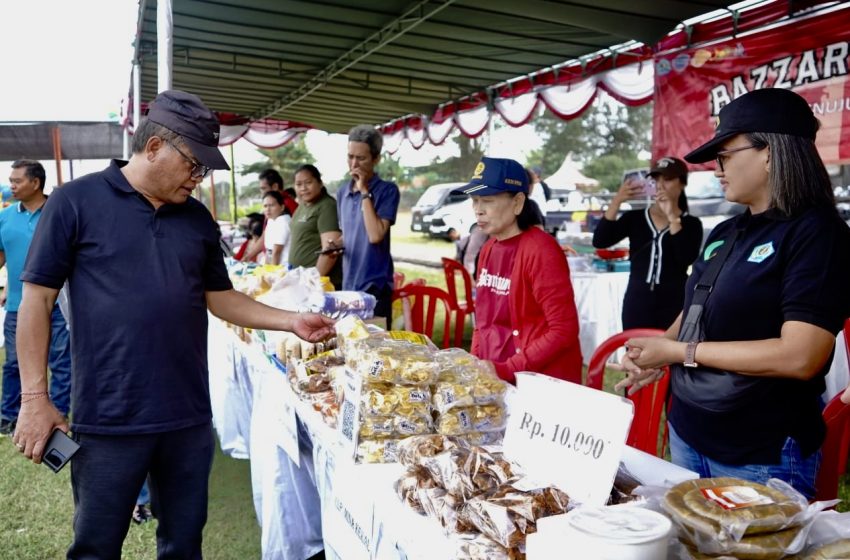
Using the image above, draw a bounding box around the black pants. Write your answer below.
[67,422,215,560]
[365,285,393,330]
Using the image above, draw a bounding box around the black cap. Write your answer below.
[648,156,688,179]
[685,88,819,164]
[146,90,230,170]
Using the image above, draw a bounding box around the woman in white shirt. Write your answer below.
[262,190,292,265]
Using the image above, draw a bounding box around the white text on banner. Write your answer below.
[503,372,634,506]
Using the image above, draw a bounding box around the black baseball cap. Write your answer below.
[685,88,819,164]
[146,90,230,170]
[648,156,688,180]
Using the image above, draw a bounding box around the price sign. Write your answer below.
[337,367,363,461]
[503,372,634,506]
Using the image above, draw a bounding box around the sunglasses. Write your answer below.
[166,140,212,180]
[715,144,760,172]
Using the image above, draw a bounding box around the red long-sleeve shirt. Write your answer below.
[471,227,583,384]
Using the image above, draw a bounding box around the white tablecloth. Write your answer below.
[571,271,629,364]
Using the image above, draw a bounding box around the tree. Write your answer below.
[376,153,406,185]
[526,110,592,175]
[582,154,648,192]
[585,101,653,160]
[239,135,316,186]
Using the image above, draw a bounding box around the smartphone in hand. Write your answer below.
[42,428,80,473]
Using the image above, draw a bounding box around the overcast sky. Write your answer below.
[0,0,540,189]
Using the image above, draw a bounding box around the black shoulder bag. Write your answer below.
[673,226,765,412]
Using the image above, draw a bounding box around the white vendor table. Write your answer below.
[570,271,629,364]
[207,317,700,560]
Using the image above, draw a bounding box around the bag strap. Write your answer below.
[678,226,744,343]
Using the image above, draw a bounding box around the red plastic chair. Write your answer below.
[441,257,475,348]
[586,329,669,457]
[391,284,454,349]
[815,391,850,502]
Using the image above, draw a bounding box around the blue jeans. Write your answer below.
[1,306,72,420]
[137,479,151,506]
[669,423,821,499]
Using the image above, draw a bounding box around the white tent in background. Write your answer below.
[544,153,599,193]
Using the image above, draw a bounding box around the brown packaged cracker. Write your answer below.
[396,435,460,467]
[608,462,643,505]
[460,483,571,549]
[417,487,477,535]
[394,465,437,514]
[664,477,803,538]
[455,534,523,560]
[423,446,514,500]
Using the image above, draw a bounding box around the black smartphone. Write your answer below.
[315,246,344,255]
[42,428,80,473]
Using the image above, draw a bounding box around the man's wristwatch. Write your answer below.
[361,191,373,200]
[684,341,700,368]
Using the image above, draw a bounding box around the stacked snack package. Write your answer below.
[664,477,831,559]
[432,349,508,444]
[393,435,572,558]
[335,316,440,463]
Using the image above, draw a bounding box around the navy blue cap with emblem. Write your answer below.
[146,90,230,171]
[454,156,529,196]
[685,88,819,164]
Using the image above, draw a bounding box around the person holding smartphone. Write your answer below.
[592,157,703,330]
[288,164,343,289]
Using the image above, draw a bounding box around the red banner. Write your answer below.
[652,6,850,166]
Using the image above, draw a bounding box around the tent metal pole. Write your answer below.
[156,0,173,92]
[230,144,237,223]
[52,127,64,186]
[208,173,217,220]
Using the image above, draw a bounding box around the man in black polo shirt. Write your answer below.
[11,90,334,559]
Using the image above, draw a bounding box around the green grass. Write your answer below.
[0,439,259,559]
[0,338,259,560]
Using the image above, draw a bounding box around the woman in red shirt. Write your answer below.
[460,157,582,384]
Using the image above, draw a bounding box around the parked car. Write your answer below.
[425,198,475,240]
[409,182,467,234]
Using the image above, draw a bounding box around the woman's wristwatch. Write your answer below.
[684,341,699,368]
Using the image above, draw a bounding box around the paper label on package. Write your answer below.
[503,372,634,506]
[701,486,775,510]
[387,330,431,346]
[337,367,363,460]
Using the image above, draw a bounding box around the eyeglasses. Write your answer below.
[166,140,211,180]
[715,144,759,172]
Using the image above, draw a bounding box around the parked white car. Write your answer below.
[423,198,476,240]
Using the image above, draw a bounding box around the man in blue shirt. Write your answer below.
[0,160,71,436]
[337,125,400,327]
[11,90,335,559]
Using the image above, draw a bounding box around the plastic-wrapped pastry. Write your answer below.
[303,349,345,374]
[423,446,514,500]
[359,416,396,438]
[417,487,476,535]
[361,384,431,417]
[356,438,402,463]
[396,435,461,467]
[663,477,804,540]
[310,390,340,428]
[434,348,491,381]
[461,482,572,549]
[455,534,521,560]
[436,405,507,436]
[394,413,433,436]
[432,373,506,413]
[394,465,437,514]
[347,338,438,386]
[462,430,505,447]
